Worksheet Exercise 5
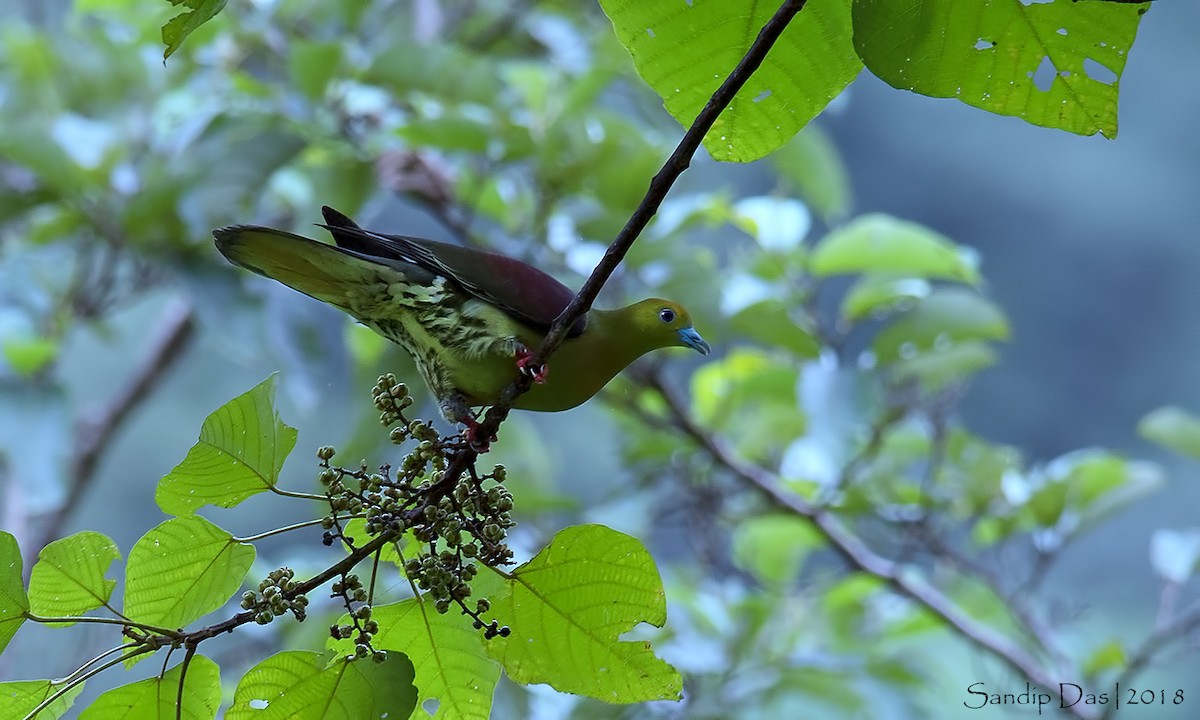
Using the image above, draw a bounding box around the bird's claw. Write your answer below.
[461,417,496,453]
[515,347,548,384]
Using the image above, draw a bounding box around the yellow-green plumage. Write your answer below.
[214,207,709,424]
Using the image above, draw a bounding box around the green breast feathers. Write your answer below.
[214,207,709,430]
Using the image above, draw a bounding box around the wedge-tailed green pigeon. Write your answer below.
[214,207,709,433]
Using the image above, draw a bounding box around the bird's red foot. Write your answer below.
[515,347,548,384]
[461,417,497,453]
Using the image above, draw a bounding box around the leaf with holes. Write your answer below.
[79,655,220,720]
[156,374,297,516]
[600,0,861,161]
[124,516,254,629]
[483,524,681,702]
[227,651,417,720]
[852,0,1149,137]
[29,531,121,624]
[327,599,499,720]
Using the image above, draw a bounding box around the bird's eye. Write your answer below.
[659,308,676,323]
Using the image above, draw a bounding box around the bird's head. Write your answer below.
[626,298,711,356]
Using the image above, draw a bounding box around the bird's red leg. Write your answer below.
[461,415,496,453]
[515,346,548,384]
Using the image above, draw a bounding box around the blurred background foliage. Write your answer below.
[0,0,1198,717]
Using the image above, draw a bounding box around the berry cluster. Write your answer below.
[315,374,516,638]
[240,567,309,625]
[328,573,387,663]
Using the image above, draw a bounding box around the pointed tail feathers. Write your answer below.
[213,226,394,310]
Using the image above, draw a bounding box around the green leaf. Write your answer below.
[80,655,220,720]
[228,651,417,720]
[328,600,499,720]
[161,0,228,60]
[889,340,998,388]
[124,516,255,628]
[0,680,85,719]
[852,0,1149,138]
[770,124,852,221]
[29,531,121,623]
[1138,406,1200,461]
[342,519,403,567]
[873,288,1009,363]
[1082,641,1126,677]
[690,349,805,460]
[729,299,821,358]
[1,336,58,376]
[811,214,979,283]
[1027,480,1069,528]
[156,375,297,516]
[0,126,87,200]
[398,117,494,154]
[732,515,824,585]
[485,524,682,702]
[1149,528,1200,584]
[600,0,861,162]
[367,44,501,105]
[0,533,28,654]
[841,276,930,322]
[288,41,342,100]
[1066,452,1127,509]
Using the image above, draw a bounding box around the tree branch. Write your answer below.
[34,297,195,552]
[439,0,808,482]
[640,371,1098,720]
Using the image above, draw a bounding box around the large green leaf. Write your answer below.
[29,531,121,623]
[227,651,417,720]
[485,524,681,703]
[852,0,1149,137]
[124,516,255,629]
[600,0,861,161]
[156,375,297,516]
[0,680,85,719]
[328,599,500,720]
[0,532,28,654]
[79,655,221,720]
[811,214,979,284]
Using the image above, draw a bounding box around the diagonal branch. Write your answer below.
[439,0,809,480]
[639,371,1098,720]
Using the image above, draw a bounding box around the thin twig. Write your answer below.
[35,297,195,552]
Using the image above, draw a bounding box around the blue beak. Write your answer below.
[677,326,711,355]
